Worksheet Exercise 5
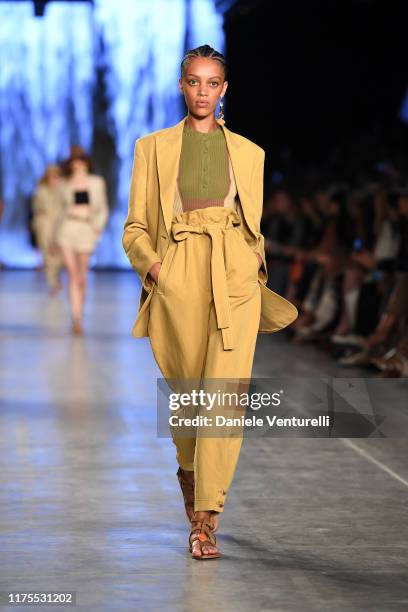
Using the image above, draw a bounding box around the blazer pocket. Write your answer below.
[156,243,176,295]
[237,232,260,278]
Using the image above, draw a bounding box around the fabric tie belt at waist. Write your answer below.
[171,211,242,351]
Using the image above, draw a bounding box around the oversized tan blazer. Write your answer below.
[123,115,298,337]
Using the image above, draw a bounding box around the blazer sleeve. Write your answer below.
[122,138,161,291]
[250,149,268,285]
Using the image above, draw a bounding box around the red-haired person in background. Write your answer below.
[51,149,109,336]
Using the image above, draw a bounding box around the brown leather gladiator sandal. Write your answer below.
[176,467,220,532]
[189,514,221,560]
[176,467,195,522]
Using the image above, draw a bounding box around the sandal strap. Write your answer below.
[177,468,194,501]
[189,519,217,547]
[177,468,195,518]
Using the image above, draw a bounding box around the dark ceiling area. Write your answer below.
[224,0,408,166]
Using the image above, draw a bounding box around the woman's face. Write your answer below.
[273,191,292,214]
[398,195,408,216]
[179,57,228,119]
[300,197,315,216]
[70,158,89,174]
[48,172,61,188]
[327,199,340,216]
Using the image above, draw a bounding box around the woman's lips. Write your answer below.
[196,101,209,106]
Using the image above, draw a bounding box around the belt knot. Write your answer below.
[169,217,236,350]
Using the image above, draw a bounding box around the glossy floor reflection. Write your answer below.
[0,270,407,611]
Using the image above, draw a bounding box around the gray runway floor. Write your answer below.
[0,270,407,612]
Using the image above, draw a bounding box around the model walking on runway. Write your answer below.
[123,45,297,560]
[53,150,109,336]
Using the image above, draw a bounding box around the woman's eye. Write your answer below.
[187,80,219,86]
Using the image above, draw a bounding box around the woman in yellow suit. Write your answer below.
[122,45,297,560]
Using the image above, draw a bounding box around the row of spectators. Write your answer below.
[261,176,408,377]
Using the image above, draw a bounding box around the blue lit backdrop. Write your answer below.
[0,0,232,267]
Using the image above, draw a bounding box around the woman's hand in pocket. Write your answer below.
[148,261,162,285]
[255,252,263,270]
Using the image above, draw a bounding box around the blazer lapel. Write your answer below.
[155,115,257,237]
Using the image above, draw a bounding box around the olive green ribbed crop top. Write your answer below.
[173,122,238,214]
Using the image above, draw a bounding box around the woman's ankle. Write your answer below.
[192,510,211,520]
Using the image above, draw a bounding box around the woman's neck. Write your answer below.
[185,115,219,134]
[69,171,89,186]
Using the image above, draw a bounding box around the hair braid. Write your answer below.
[180,44,227,80]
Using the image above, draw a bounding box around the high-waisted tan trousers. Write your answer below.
[148,206,261,512]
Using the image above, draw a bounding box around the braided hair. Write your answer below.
[180,44,227,80]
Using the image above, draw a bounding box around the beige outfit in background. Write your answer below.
[55,174,109,253]
[32,184,64,290]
